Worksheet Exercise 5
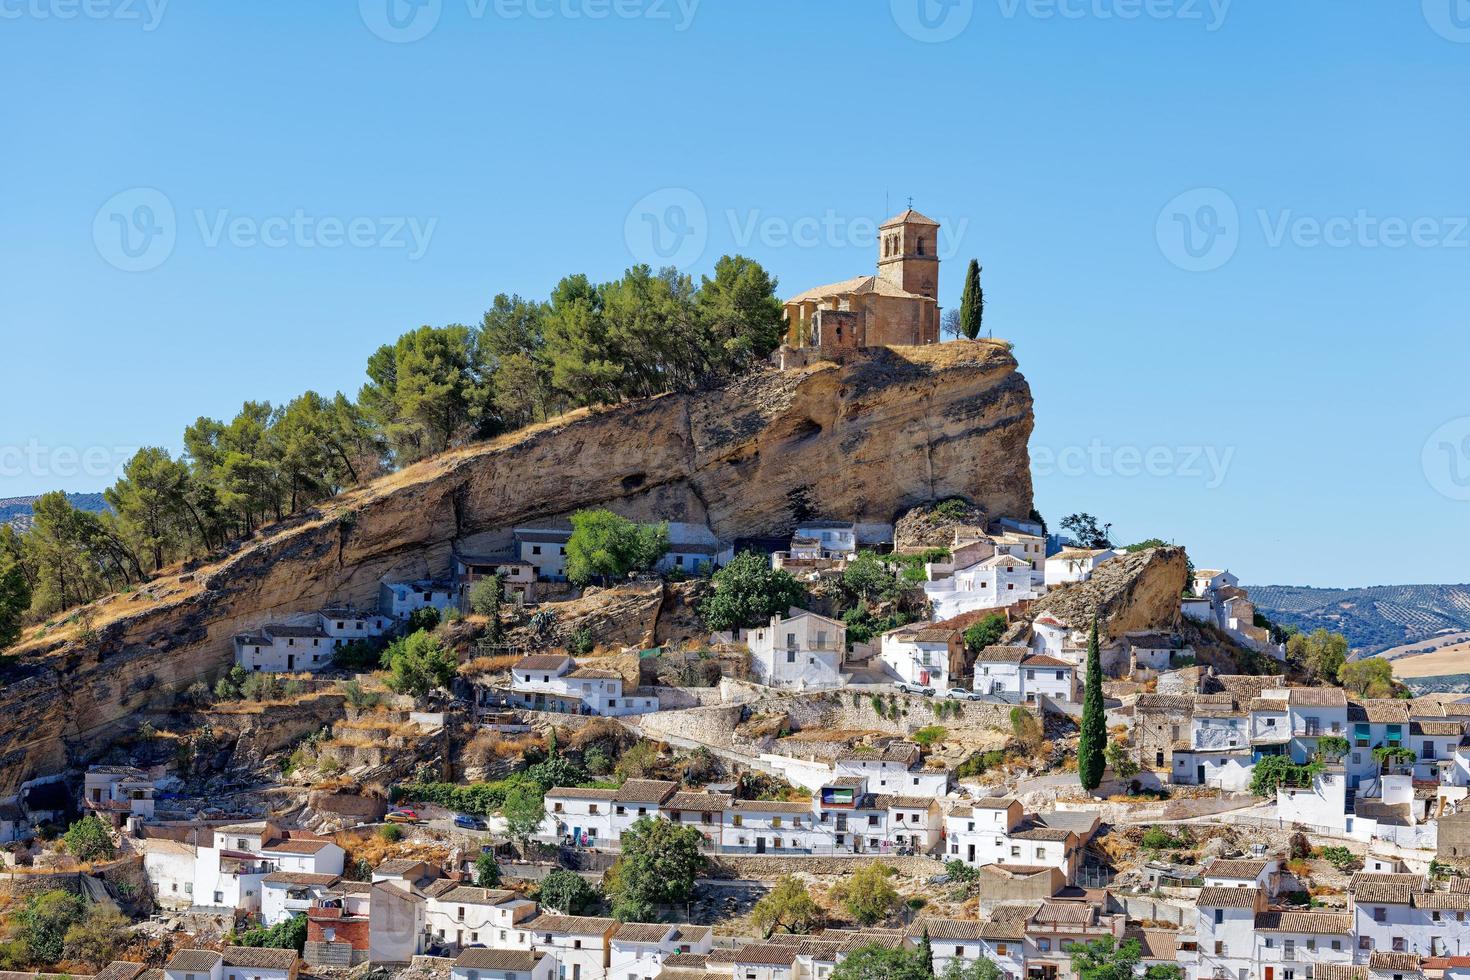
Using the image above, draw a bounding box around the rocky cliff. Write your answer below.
[1009,546,1189,641]
[1,341,1034,792]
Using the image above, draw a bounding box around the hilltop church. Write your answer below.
[782,207,943,351]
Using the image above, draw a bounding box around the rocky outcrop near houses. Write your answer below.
[0,340,1035,793]
[1011,546,1190,640]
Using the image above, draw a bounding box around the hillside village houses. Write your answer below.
[743,609,846,690]
[491,653,660,717]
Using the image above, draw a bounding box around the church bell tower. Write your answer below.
[876,206,941,300]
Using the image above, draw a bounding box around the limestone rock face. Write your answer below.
[1015,546,1189,640]
[0,341,1034,792]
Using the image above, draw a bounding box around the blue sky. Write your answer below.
[1,0,1467,588]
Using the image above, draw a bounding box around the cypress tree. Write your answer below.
[1078,613,1106,792]
[958,259,984,340]
[918,927,934,976]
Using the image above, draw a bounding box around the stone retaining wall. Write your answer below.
[705,852,944,879]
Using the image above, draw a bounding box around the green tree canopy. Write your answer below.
[832,862,900,926]
[607,817,707,922]
[538,868,598,915]
[564,509,668,586]
[1338,657,1400,698]
[751,874,823,939]
[474,851,502,887]
[957,259,984,340]
[830,944,931,980]
[382,629,457,698]
[842,552,899,604]
[701,551,806,632]
[1078,615,1106,792]
[1287,628,1349,684]
[962,612,1007,653]
[62,816,115,862]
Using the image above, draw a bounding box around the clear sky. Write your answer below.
[2,0,1467,588]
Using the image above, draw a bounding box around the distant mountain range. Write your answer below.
[1248,583,1470,656]
[0,492,109,532]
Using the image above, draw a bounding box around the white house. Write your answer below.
[745,610,845,690]
[609,922,712,980]
[722,799,822,854]
[1043,548,1116,588]
[520,914,618,980]
[1193,885,1266,980]
[834,743,949,796]
[539,787,621,847]
[879,624,961,689]
[82,765,155,821]
[943,798,1084,882]
[908,919,990,975]
[427,885,538,951]
[729,944,800,980]
[926,552,1039,620]
[657,523,734,576]
[792,521,857,559]
[317,606,395,644]
[507,655,658,716]
[233,622,334,673]
[878,795,942,854]
[538,780,677,847]
[222,946,299,980]
[453,551,540,603]
[188,822,344,915]
[513,524,573,581]
[972,647,1075,703]
[166,949,224,980]
[144,838,197,910]
[261,871,339,926]
[380,579,457,620]
[451,948,554,980]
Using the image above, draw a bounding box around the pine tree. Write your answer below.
[1078,613,1106,792]
[958,259,984,340]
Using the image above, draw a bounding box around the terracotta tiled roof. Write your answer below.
[166,951,223,972]
[1368,951,1423,972]
[222,946,298,970]
[1254,911,1352,934]
[613,922,675,944]
[1312,966,1368,980]
[1205,858,1270,879]
[733,944,800,966]
[523,913,618,935]
[612,779,679,804]
[453,949,542,971]
[514,654,571,671]
[1196,886,1261,909]
[909,917,986,940]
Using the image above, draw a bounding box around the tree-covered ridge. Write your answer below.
[0,256,786,640]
